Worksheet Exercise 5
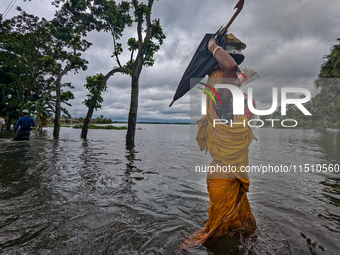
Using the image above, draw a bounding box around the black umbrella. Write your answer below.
[169,0,245,107]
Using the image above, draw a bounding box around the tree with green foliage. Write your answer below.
[81,73,107,139]
[265,39,340,129]
[0,7,90,135]
[48,10,91,138]
[313,38,340,129]
[0,10,54,129]
[55,0,132,139]
[58,0,165,145]
[125,0,165,148]
[94,115,113,124]
[24,89,54,130]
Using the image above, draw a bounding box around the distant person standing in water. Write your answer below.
[13,110,36,141]
[0,115,5,133]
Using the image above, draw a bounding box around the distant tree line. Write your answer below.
[76,115,114,124]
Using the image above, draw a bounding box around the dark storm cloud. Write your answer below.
[1,0,339,121]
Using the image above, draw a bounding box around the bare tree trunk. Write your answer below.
[125,0,155,148]
[80,68,125,139]
[321,115,328,129]
[81,107,94,139]
[53,80,61,139]
[53,66,71,139]
[35,116,41,131]
[6,116,12,130]
[126,74,139,148]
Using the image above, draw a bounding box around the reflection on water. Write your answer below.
[0,126,339,254]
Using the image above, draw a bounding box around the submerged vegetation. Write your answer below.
[73,124,142,130]
[73,124,127,130]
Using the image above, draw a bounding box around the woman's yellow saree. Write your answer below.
[182,70,256,248]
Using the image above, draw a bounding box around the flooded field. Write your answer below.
[0,126,339,254]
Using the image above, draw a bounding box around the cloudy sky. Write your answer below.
[1,0,340,122]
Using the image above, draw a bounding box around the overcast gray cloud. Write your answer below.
[1,0,339,121]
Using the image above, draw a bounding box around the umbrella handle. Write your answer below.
[221,0,245,35]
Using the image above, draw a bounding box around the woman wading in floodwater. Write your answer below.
[182,34,256,248]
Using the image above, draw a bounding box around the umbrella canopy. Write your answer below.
[169,31,225,107]
[169,0,245,107]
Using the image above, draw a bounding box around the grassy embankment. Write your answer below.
[72,124,129,130]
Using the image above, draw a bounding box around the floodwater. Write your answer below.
[0,125,339,254]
